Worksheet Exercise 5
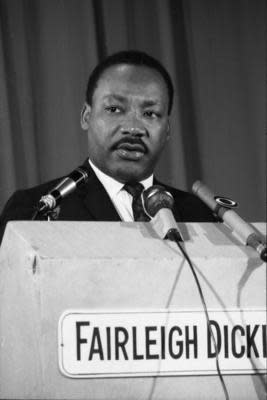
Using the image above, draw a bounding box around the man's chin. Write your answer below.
[112,163,152,183]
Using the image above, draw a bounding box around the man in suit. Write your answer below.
[0,50,215,245]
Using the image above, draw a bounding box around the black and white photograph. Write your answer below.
[0,1,266,399]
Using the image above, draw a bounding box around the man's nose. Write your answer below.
[120,115,147,136]
[120,126,146,136]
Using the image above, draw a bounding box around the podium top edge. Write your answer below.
[1,221,265,261]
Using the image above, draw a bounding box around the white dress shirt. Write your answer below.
[89,160,153,221]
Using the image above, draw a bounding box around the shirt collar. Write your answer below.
[88,159,153,199]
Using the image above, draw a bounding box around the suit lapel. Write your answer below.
[77,160,121,221]
[75,161,182,222]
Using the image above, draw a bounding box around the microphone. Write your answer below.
[192,180,267,262]
[37,166,89,214]
[142,185,183,242]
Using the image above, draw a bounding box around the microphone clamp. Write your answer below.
[38,194,58,213]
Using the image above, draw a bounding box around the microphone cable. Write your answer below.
[142,184,230,399]
[167,229,230,400]
[31,208,39,220]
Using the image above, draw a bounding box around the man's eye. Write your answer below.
[105,106,121,113]
[144,111,160,119]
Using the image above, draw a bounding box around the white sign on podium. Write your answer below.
[58,309,266,378]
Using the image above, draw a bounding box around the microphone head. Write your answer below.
[192,180,202,194]
[142,185,174,218]
[69,166,89,186]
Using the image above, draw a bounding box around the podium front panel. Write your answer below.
[0,221,266,399]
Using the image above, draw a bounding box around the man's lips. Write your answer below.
[112,138,148,161]
[117,142,146,152]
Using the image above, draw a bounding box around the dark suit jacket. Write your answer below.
[0,160,215,245]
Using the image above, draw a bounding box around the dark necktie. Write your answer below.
[124,182,150,222]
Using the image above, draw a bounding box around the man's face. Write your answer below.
[81,64,170,182]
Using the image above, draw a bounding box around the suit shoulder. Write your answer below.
[0,177,63,242]
[2,177,63,210]
[0,178,60,224]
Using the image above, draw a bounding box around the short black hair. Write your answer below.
[85,50,174,115]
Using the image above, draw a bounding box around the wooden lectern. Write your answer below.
[0,221,266,399]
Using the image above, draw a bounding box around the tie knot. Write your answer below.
[124,182,145,199]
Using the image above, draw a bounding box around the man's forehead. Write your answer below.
[100,63,165,83]
[94,64,168,101]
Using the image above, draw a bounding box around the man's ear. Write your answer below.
[80,103,92,130]
[166,120,171,141]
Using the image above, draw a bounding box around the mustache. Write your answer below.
[112,137,148,153]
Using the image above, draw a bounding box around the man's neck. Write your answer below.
[88,159,153,191]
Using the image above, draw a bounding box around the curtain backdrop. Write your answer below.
[0,0,265,220]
